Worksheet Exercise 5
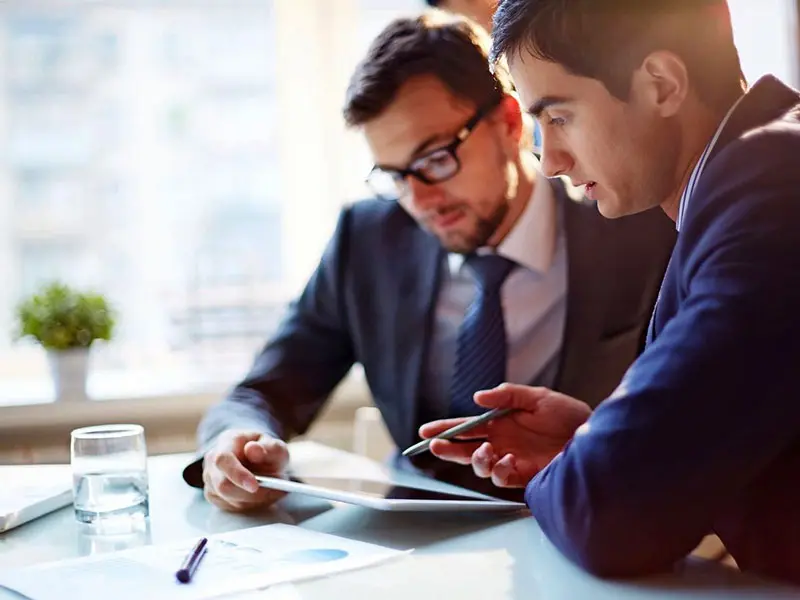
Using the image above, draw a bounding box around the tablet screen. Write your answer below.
[289,476,503,502]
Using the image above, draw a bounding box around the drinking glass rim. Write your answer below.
[71,424,144,439]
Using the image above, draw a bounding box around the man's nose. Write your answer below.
[539,132,575,179]
[406,176,443,212]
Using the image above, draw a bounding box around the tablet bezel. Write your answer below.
[255,475,527,512]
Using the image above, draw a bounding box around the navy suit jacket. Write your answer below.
[183,179,675,498]
[525,75,800,584]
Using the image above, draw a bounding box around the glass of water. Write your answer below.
[70,424,149,525]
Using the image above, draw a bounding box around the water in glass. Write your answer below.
[71,424,149,524]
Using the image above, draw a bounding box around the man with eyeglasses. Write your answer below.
[423,0,547,157]
[182,10,675,512]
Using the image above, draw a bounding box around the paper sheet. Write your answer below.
[0,524,410,600]
[0,464,72,509]
[0,464,73,532]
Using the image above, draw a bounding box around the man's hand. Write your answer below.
[419,384,591,488]
[202,429,290,512]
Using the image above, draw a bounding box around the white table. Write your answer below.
[1,443,798,599]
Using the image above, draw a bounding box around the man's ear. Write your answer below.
[631,50,689,118]
[495,94,525,151]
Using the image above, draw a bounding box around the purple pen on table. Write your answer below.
[176,537,208,583]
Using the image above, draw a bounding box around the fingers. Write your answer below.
[419,418,466,439]
[204,484,285,513]
[418,418,489,440]
[429,438,528,490]
[474,383,551,412]
[425,437,532,490]
[243,437,290,473]
[428,438,483,465]
[491,453,526,488]
[212,449,259,493]
[472,446,527,489]
[202,430,289,513]
[471,442,497,479]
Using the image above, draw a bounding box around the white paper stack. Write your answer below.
[0,464,73,533]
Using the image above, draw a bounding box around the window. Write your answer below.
[0,0,417,403]
[0,0,796,405]
[728,0,799,85]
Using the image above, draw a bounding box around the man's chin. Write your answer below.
[442,242,476,255]
[595,198,628,219]
[598,197,664,220]
[430,220,493,254]
[439,235,478,255]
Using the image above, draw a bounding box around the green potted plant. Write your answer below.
[14,281,116,401]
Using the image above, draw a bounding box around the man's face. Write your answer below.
[437,0,495,32]
[508,56,681,218]
[363,75,520,253]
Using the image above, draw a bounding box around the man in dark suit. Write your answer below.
[425,0,542,156]
[183,11,675,512]
[425,0,545,152]
[422,0,800,585]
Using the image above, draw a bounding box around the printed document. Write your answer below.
[0,524,409,600]
[0,464,72,532]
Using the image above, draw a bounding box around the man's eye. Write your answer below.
[548,116,568,126]
[424,150,452,167]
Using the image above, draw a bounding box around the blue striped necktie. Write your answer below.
[449,254,517,417]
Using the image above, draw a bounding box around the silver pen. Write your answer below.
[402,407,516,457]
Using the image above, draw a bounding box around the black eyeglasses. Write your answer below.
[365,102,497,201]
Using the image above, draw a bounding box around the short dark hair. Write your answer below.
[424,0,440,5]
[343,10,514,127]
[491,0,746,113]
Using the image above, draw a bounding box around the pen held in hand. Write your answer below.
[402,407,516,458]
[176,537,208,584]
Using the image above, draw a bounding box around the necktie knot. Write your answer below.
[466,254,516,292]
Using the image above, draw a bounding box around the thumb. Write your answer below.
[491,453,529,488]
[243,436,289,472]
[474,383,550,412]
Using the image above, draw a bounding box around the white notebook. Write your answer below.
[0,464,73,533]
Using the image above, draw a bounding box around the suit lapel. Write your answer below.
[708,75,800,164]
[392,223,443,449]
[646,251,676,345]
[648,77,799,342]
[552,182,607,397]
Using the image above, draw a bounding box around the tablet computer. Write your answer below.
[255,475,526,512]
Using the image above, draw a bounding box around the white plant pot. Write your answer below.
[48,348,91,402]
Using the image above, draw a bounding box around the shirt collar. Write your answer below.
[448,172,557,276]
[676,92,747,231]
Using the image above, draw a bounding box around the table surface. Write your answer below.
[1,442,798,600]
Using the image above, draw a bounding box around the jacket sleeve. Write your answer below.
[525,148,800,577]
[196,206,357,451]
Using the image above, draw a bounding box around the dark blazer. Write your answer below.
[183,179,675,497]
[523,75,800,585]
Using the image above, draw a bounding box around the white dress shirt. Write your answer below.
[418,175,569,420]
[676,93,747,231]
